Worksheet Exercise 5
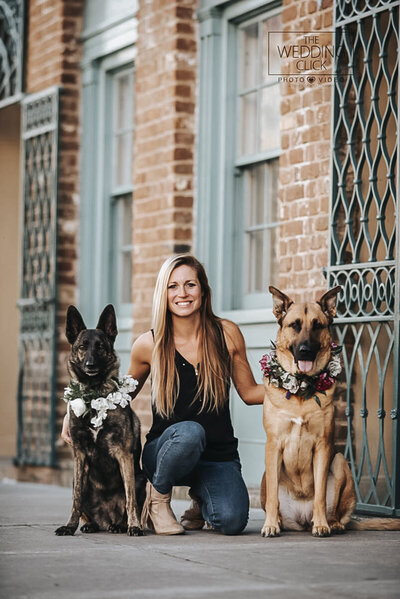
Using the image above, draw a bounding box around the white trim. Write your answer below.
[221,307,274,324]
[81,18,137,66]
[224,0,280,22]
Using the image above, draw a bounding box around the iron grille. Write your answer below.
[0,0,25,107]
[16,87,60,466]
[326,1,399,515]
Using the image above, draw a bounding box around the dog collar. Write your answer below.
[259,343,342,406]
[63,375,138,428]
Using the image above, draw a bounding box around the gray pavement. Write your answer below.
[1,479,399,599]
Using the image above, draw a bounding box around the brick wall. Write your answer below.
[132,0,198,430]
[278,0,334,303]
[25,0,84,475]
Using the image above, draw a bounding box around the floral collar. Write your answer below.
[260,343,342,406]
[63,375,138,428]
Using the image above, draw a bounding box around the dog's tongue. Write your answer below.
[298,360,313,373]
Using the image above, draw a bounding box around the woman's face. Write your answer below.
[167,264,203,317]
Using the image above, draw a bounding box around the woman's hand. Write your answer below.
[61,413,72,446]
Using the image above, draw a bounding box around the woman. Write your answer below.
[63,254,264,535]
[129,254,264,535]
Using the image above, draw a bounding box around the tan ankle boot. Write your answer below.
[141,481,184,535]
[180,497,205,530]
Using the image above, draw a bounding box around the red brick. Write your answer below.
[289,148,304,164]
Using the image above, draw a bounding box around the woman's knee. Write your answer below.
[206,501,249,535]
[218,508,249,535]
[170,421,206,453]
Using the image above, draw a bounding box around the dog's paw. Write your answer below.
[312,524,331,537]
[80,522,99,533]
[261,523,281,537]
[329,521,346,534]
[128,526,144,537]
[108,524,127,534]
[55,525,76,536]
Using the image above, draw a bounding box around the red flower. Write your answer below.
[316,372,335,391]
[260,353,271,374]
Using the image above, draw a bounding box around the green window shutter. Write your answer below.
[0,0,25,108]
[16,87,60,466]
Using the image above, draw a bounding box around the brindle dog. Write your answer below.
[55,305,146,537]
[261,286,400,537]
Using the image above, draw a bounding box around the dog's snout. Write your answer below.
[291,340,320,363]
[298,343,312,355]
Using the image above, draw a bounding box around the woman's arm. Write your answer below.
[221,319,264,405]
[61,331,153,445]
[126,330,153,404]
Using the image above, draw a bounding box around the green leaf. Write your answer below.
[314,395,321,407]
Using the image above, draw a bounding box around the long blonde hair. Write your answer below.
[151,254,231,417]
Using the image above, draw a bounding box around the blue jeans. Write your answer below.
[142,421,249,535]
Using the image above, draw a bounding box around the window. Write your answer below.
[196,0,281,487]
[107,66,135,315]
[233,10,281,309]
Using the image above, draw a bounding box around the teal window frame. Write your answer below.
[79,45,136,322]
[80,4,137,373]
[197,0,282,318]
[234,9,281,309]
[107,63,135,318]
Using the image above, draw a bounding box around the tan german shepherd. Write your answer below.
[260,286,400,537]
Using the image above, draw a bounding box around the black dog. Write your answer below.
[55,305,146,537]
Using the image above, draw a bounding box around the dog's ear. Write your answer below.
[66,306,87,345]
[96,304,118,345]
[269,286,294,323]
[318,286,342,323]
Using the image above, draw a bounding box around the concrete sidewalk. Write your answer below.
[1,479,399,599]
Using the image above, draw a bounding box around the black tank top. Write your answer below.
[145,325,239,462]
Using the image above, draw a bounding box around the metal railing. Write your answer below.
[326,0,399,515]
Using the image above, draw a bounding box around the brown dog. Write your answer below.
[260,286,400,537]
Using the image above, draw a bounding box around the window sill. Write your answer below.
[220,307,275,324]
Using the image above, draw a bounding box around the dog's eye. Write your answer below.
[312,320,325,331]
[288,320,301,333]
[78,345,86,351]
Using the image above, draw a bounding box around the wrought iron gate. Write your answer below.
[326,1,399,515]
[15,87,60,466]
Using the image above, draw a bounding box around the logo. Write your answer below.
[267,31,350,85]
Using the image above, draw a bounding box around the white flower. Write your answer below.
[64,386,73,399]
[91,413,106,428]
[120,375,138,393]
[327,356,341,377]
[91,397,109,410]
[69,398,86,417]
[300,381,308,390]
[271,378,280,387]
[282,373,299,394]
[119,393,131,408]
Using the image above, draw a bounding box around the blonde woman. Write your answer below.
[128,254,264,535]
